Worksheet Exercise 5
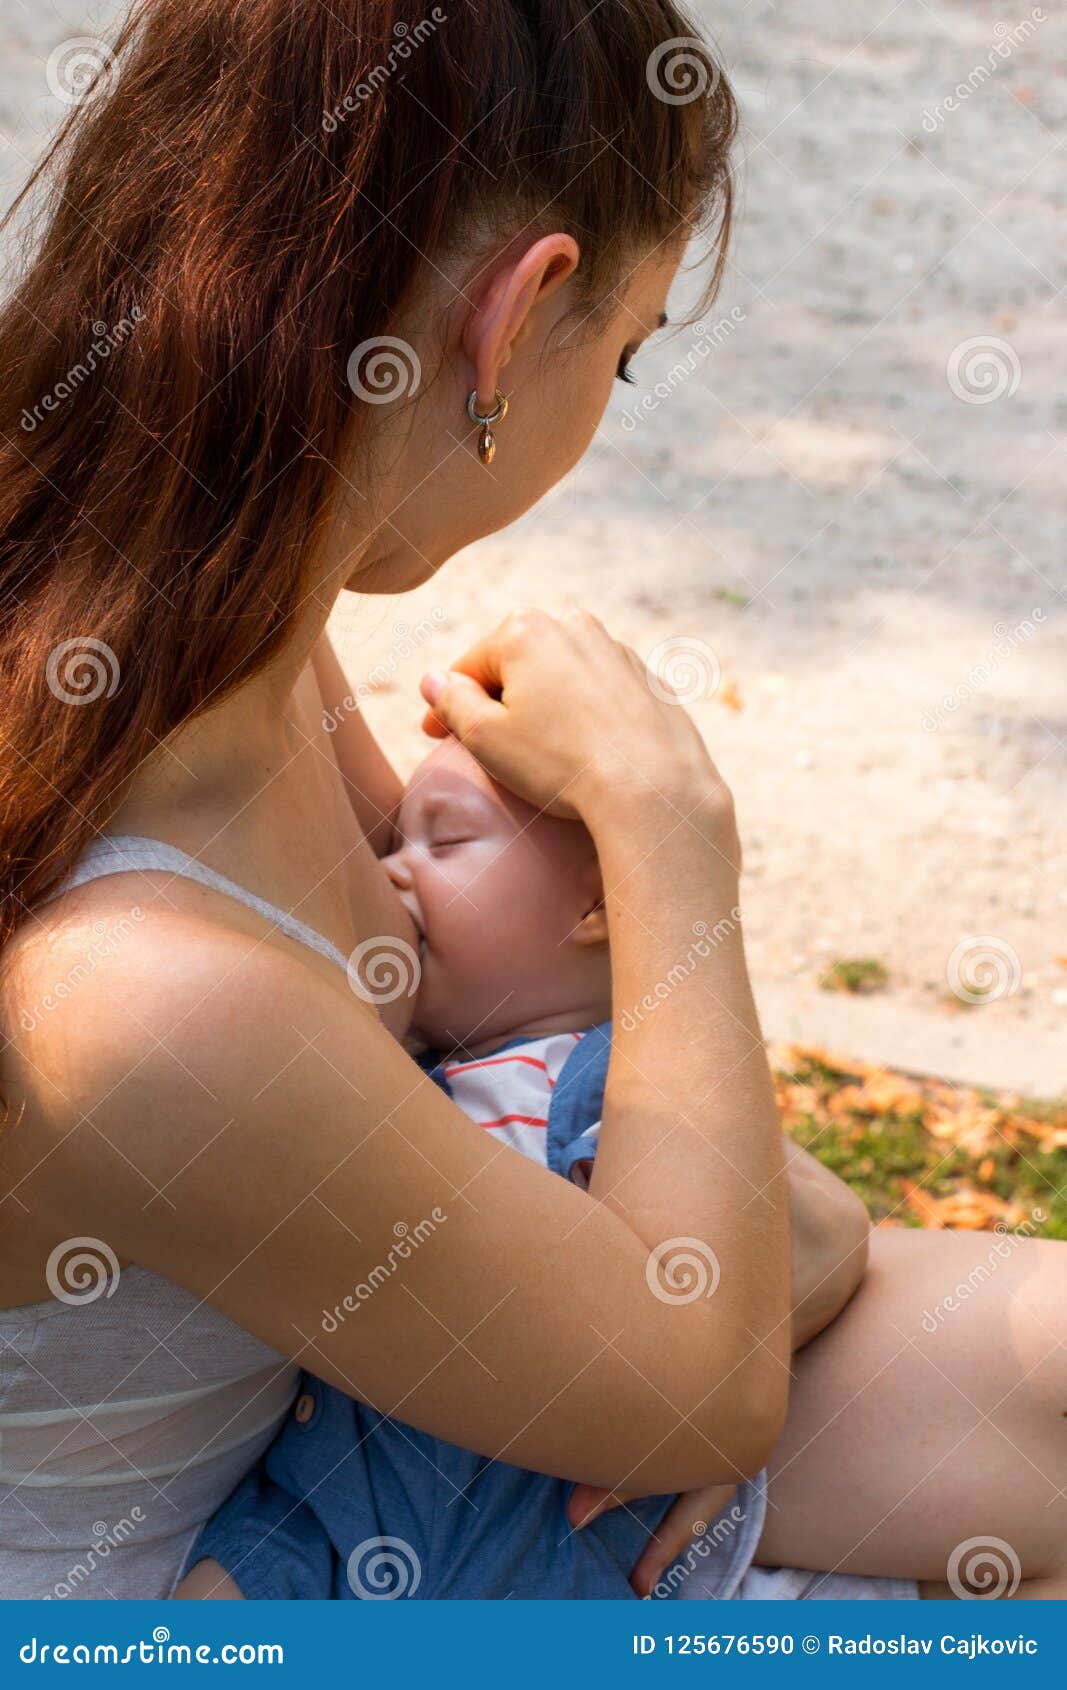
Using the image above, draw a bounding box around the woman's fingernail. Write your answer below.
[421,670,447,705]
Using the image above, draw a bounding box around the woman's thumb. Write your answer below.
[567,1483,620,1531]
[420,669,503,745]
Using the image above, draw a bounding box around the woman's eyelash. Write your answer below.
[616,353,637,385]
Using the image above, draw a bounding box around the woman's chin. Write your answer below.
[345,547,448,596]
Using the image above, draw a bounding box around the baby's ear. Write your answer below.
[572,859,608,948]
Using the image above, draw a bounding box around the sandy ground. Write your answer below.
[2,1,1065,1091]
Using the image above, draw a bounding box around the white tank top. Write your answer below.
[0,836,353,1599]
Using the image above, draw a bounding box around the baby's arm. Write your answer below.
[173,1560,245,1600]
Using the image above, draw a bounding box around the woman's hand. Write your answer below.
[420,608,735,849]
[567,1480,739,1598]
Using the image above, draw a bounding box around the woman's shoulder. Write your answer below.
[1,868,353,1131]
[0,867,385,1280]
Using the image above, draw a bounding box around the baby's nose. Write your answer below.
[383,852,413,889]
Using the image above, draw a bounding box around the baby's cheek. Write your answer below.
[423,853,535,982]
[436,925,512,1011]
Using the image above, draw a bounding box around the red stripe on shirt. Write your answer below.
[478,1113,549,1130]
[444,1054,549,1078]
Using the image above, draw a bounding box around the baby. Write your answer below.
[177,739,862,1601]
[385,733,615,1161]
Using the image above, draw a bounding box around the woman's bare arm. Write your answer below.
[565,1151,871,1575]
[310,632,402,854]
[9,905,781,1496]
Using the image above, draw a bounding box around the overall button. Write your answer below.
[293,1392,316,1425]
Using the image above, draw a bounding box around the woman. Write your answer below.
[0,0,1063,1602]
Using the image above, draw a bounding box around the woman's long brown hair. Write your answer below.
[0,0,737,951]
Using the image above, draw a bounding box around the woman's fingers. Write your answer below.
[419,671,450,740]
[629,1485,737,1598]
[441,607,560,701]
[417,606,728,825]
[569,1479,739,1597]
[566,1482,624,1531]
[419,669,506,745]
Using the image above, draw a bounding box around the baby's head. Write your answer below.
[383,740,610,1054]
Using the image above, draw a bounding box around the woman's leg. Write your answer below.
[755,1229,1067,1597]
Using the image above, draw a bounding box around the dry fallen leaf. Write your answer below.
[857,1071,927,1117]
[773,1045,1063,1235]
[718,678,743,712]
[903,1182,1015,1231]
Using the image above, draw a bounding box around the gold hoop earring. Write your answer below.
[467,388,509,466]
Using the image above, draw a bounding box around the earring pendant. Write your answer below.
[467,388,509,467]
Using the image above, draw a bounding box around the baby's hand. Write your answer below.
[172,1558,245,1600]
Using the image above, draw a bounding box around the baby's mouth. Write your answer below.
[393,888,427,958]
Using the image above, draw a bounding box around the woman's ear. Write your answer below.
[462,233,580,410]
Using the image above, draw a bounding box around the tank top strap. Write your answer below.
[59,834,350,973]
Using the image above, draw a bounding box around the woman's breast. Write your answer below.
[344,844,420,1041]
